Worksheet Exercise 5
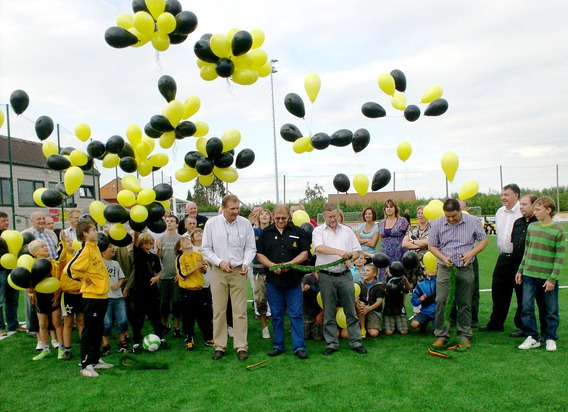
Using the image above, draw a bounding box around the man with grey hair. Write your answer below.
[62,208,82,241]
[178,201,208,235]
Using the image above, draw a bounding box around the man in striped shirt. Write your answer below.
[516,196,565,352]
[428,199,488,348]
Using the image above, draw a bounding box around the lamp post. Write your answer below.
[270,59,280,203]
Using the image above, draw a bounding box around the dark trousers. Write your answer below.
[159,278,181,321]
[131,287,163,343]
[487,254,522,329]
[180,288,213,341]
[81,298,108,368]
[0,270,20,330]
[450,259,479,325]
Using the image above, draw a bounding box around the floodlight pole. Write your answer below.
[270,59,280,203]
[5,104,16,228]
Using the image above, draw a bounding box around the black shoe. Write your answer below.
[351,346,368,354]
[268,348,284,357]
[295,350,308,359]
[323,347,338,356]
[101,345,110,356]
[172,328,182,338]
[160,339,170,350]
[479,325,504,332]
[509,328,524,338]
[471,322,479,329]
[237,350,248,361]
[212,350,224,360]
[131,343,142,355]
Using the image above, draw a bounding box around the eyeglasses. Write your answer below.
[274,217,288,221]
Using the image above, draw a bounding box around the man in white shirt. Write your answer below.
[62,208,82,241]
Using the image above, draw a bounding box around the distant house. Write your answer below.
[100,179,123,204]
[0,135,100,231]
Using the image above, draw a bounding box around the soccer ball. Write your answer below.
[142,334,161,352]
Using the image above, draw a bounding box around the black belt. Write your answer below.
[320,269,350,276]
[500,253,512,257]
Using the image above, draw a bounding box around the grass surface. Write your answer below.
[1,236,567,412]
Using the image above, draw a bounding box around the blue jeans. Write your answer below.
[266,282,306,353]
[521,276,559,341]
[0,270,21,330]
[103,298,128,336]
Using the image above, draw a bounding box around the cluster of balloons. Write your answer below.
[332,168,392,197]
[194,29,270,85]
[281,124,371,155]
[105,0,197,52]
[372,250,420,294]
[144,75,208,150]
[315,283,361,329]
[175,129,255,187]
[362,69,449,122]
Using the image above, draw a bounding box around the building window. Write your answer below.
[1,178,12,206]
[48,182,75,207]
[18,179,44,207]
[79,185,95,199]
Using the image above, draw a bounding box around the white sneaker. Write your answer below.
[228,326,234,338]
[51,339,60,349]
[35,341,43,351]
[262,327,270,339]
[80,365,99,378]
[518,336,541,350]
[545,340,557,352]
[93,359,114,369]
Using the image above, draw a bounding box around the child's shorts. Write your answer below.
[383,314,409,333]
[364,311,382,330]
[411,312,434,328]
[61,292,83,316]
[35,292,59,314]
[303,314,323,340]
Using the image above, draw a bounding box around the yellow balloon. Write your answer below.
[441,152,459,182]
[145,0,165,20]
[397,141,412,162]
[142,135,155,152]
[42,141,58,158]
[165,100,184,127]
[304,72,321,103]
[133,11,155,35]
[316,292,323,309]
[149,153,169,168]
[213,166,238,183]
[198,174,214,187]
[175,167,198,183]
[70,150,88,167]
[129,27,151,47]
[137,188,156,205]
[8,274,26,291]
[159,131,175,149]
[196,59,207,69]
[183,96,201,119]
[210,33,231,58]
[136,141,152,158]
[200,65,218,81]
[156,12,176,34]
[250,28,265,49]
[226,27,239,42]
[137,160,152,177]
[194,121,209,137]
[64,166,84,195]
[117,190,136,207]
[378,73,395,95]
[196,137,208,156]
[292,210,310,227]
[33,188,47,207]
[75,123,91,142]
[391,91,407,111]
[248,49,268,67]
[0,110,4,128]
[423,251,438,272]
[459,180,479,200]
[158,199,170,211]
[421,85,443,104]
[232,53,253,69]
[423,200,444,220]
[232,68,258,85]
[293,136,311,154]
[2,230,24,255]
[221,129,241,152]
[353,174,369,197]
[17,254,35,271]
[354,282,361,299]
[89,201,107,226]
[116,13,133,29]
[0,253,17,270]
[102,153,120,168]
[109,223,127,241]
[122,174,142,193]
[36,277,60,294]
[256,61,272,78]
[130,205,149,223]
[151,31,170,52]
[336,307,347,329]
[72,239,82,251]
[126,124,142,147]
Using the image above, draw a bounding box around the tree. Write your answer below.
[192,177,226,207]
[301,181,326,219]
[186,189,193,201]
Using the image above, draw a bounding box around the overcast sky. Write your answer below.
[1,0,567,208]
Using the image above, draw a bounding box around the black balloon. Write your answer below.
[131,0,149,13]
[60,146,75,156]
[389,261,405,278]
[158,75,177,103]
[195,157,214,175]
[150,115,174,133]
[280,124,303,142]
[154,183,173,201]
[22,232,35,246]
[310,133,330,150]
[176,121,196,137]
[147,218,166,234]
[106,135,125,154]
[214,152,234,168]
[128,218,147,232]
[235,149,255,169]
[146,202,166,220]
[390,69,407,92]
[361,102,386,118]
[54,181,66,194]
[184,151,203,168]
[40,190,65,207]
[333,173,350,193]
[404,105,421,122]
[206,137,224,159]
[119,157,138,173]
[31,258,52,286]
[386,277,403,294]
[109,233,133,247]
[144,123,162,138]
[173,11,198,35]
[300,222,314,243]
[97,232,110,253]
[372,252,390,269]
[424,98,449,116]
[9,267,31,289]
[86,140,107,160]
[103,204,129,224]
[105,26,138,48]
[117,142,136,159]
[169,33,188,45]
[46,154,70,171]
[231,30,253,56]
[10,89,30,115]
[371,168,391,191]
[330,129,353,147]
[194,39,219,63]
[79,157,95,172]
[35,116,54,141]
[284,93,305,118]
[215,58,235,78]
[0,238,8,255]
[352,128,370,153]
[402,251,420,271]
[165,0,182,15]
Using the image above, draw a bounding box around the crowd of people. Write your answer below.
[0,186,564,377]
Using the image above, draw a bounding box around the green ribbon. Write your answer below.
[444,265,457,325]
[269,258,347,272]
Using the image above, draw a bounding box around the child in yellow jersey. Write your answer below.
[174,237,213,350]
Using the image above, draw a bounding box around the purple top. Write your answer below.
[377,217,409,282]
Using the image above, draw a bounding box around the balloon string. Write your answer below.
[226,78,234,95]
[155,51,162,72]
[404,162,409,188]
